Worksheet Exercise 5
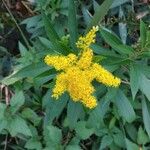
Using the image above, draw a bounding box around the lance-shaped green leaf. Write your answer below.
[86,0,113,32]
[68,0,78,50]
[8,116,32,136]
[115,90,136,123]
[25,138,42,150]
[75,121,94,140]
[130,64,141,99]
[42,13,64,53]
[2,62,50,85]
[119,6,127,44]
[10,91,25,114]
[100,28,134,55]
[99,135,113,150]
[140,74,150,101]
[67,101,84,128]
[140,20,147,48]
[142,99,150,138]
[0,103,6,120]
[125,138,139,150]
[42,13,60,42]
[43,90,68,125]
[137,126,149,145]
[44,125,62,148]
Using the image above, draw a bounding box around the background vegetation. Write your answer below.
[0,0,150,149]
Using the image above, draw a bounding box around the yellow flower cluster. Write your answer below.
[76,26,99,50]
[44,54,77,71]
[44,26,121,109]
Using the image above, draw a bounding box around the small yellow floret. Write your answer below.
[44,53,77,71]
[83,96,97,109]
[76,26,99,50]
[52,73,67,99]
[66,67,95,102]
[77,48,93,69]
[92,63,121,87]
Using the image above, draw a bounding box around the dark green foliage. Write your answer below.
[0,0,150,149]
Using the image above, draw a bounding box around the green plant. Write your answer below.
[0,0,150,149]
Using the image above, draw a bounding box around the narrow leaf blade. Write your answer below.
[115,90,136,123]
[142,99,150,138]
[125,138,139,150]
[100,28,133,55]
[86,0,113,32]
[68,0,78,50]
[67,101,84,128]
[140,20,147,48]
[140,74,150,101]
[130,64,140,99]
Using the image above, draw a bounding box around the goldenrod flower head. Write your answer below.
[52,73,67,99]
[44,26,121,109]
[44,53,77,71]
[92,63,121,87]
[83,96,97,109]
[76,26,99,50]
[77,48,93,69]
